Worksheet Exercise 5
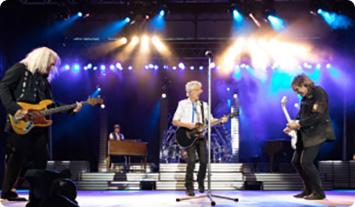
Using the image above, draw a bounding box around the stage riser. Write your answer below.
[72,161,354,190]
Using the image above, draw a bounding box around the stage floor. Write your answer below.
[1,190,354,207]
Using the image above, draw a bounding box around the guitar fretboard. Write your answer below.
[41,101,88,116]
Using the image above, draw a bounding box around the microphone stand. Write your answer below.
[176,50,239,206]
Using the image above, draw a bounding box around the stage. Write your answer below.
[1,190,354,207]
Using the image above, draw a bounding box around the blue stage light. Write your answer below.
[233,9,243,22]
[72,64,80,72]
[159,10,165,17]
[125,17,131,23]
[77,12,83,17]
[317,9,352,29]
[267,15,286,31]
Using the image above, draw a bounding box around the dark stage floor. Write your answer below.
[1,190,354,207]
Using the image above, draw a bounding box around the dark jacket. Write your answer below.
[0,63,53,132]
[296,86,335,148]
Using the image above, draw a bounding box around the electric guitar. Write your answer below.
[176,112,237,149]
[281,96,298,149]
[9,97,103,135]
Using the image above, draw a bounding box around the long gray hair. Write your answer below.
[20,47,60,81]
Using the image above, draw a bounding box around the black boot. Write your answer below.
[1,191,27,201]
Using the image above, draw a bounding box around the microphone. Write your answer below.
[205,50,213,57]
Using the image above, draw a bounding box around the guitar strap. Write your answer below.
[200,100,205,125]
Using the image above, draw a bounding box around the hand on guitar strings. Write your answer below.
[283,127,292,134]
[73,102,83,113]
[287,120,301,130]
[14,109,28,120]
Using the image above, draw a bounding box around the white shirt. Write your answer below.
[109,132,125,140]
[173,98,214,124]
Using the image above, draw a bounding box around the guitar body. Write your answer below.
[8,99,54,135]
[176,125,205,149]
[281,96,298,150]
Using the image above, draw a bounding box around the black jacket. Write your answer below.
[0,63,53,115]
[0,63,54,132]
[296,86,335,148]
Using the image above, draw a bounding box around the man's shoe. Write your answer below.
[304,192,326,200]
[198,183,205,193]
[1,191,27,201]
[293,191,311,198]
[185,189,195,196]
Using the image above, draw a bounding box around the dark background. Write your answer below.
[0,0,354,180]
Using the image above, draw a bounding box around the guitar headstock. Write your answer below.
[281,96,288,107]
[87,97,104,106]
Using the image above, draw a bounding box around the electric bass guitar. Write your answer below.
[8,97,103,135]
[281,96,298,149]
[176,112,237,149]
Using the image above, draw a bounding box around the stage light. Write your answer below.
[210,62,216,68]
[128,66,133,70]
[77,12,83,17]
[172,66,177,70]
[109,64,115,70]
[267,15,286,31]
[190,66,195,70]
[326,63,331,69]
[159,10,165,17]
[72,64,80,72]
[93,66,98,71]
[148,64,154,69]
[100,65,106,71]
[100,104,106,109]
[161,93,167,99]
[178,62,185,70]
[163,65,169,70]
[87,63,92,69]
[249,13,261,28]
[125,17,131,23]
[151,36,171,57]
[233,94,238,99]
[140,35,150,54]
[116,62,123,70]
[226,87,231,92]
[64,64,70,70]
[199,66,204,70]
[317,9,352,29]
[233,9,243,23]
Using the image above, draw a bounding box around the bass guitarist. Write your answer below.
[0,47,82,201]
[172,80,227,196]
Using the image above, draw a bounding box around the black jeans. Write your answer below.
[291,141,323,194]
[185,139,207,190]
[1,129,48,196]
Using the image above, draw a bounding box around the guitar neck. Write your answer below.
[42,101,87,116]
[281,106,292,123]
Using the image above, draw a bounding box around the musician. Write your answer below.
[284,74,335,200]
[108,124,125,141]
[172,80,227,196]
[0,47,82,201]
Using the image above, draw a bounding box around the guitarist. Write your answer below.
[172,81,227,196]
[0,47,82,201]
[284,74,335,200]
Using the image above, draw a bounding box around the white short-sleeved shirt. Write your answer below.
[109,132,125,140]
[173,98,213,124]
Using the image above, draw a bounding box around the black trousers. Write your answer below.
[291,140,323,194]
[1,129,49,196]
[185,139,207,189]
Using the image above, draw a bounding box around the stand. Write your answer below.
[176,51,239,206]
